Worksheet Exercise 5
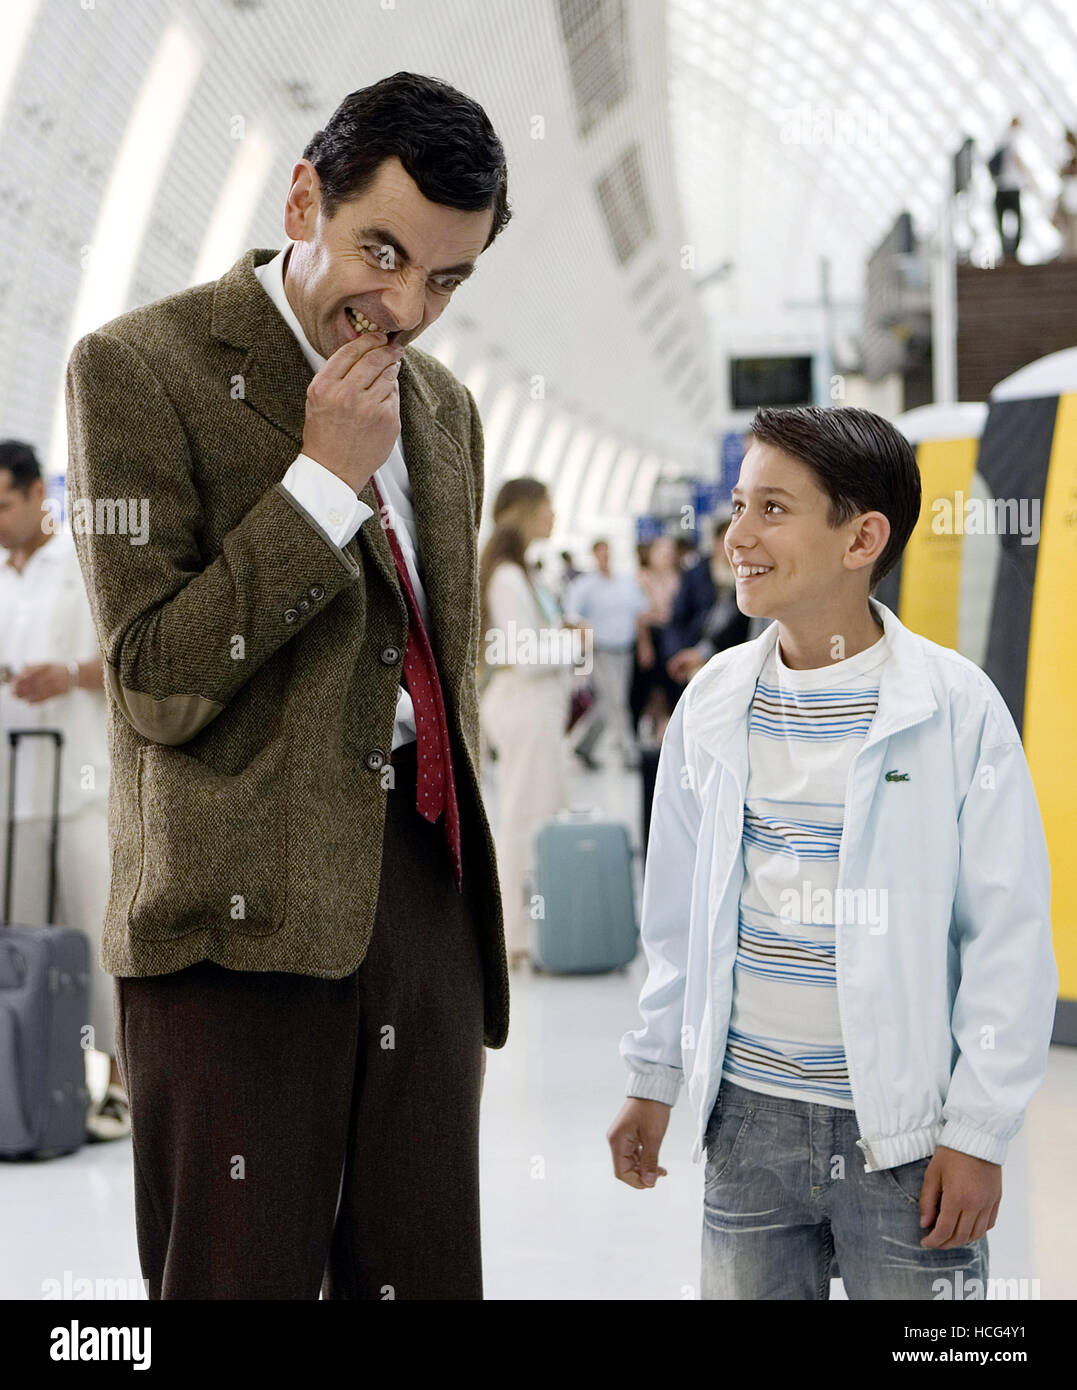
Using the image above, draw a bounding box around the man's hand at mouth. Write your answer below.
[301,330,406,494]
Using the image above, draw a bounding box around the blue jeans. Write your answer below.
[701,1079,989,1299]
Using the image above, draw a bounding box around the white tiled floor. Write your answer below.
[1,735,1073,1300]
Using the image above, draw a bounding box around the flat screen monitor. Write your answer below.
[730,356,814,410]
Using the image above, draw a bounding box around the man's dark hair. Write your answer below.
[0,439,42,494]
[748,405,921,590]
[302,72,511,248]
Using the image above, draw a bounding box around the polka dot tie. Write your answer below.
[369,478,463,893]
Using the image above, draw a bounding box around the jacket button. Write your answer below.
[365,749,386,770]
[283,608,299,624]
[297,598,311,614]
[309,584,325,601]
[380,645,400,664]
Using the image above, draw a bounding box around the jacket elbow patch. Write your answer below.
[105,662,224,745]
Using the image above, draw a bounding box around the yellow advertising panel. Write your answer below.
[1023,391,1077,1000]
[898,436,979,650]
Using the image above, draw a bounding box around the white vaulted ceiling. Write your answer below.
[0,0,717,538]
[669,0,1077,382]
[1,0,1075,535]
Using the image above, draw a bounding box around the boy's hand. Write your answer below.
[607,1098,671,1189]
[918,1145,1002,1249]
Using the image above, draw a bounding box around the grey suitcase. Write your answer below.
[532,810,638,973]
[0,729,90,1158]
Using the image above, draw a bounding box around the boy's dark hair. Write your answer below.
[0,439,42,494]
[302,72,511,249]
[748,405,921,590]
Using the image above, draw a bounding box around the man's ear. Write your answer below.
[284,159,321,241]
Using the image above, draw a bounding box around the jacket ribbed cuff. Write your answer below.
[625,1070,682,1107]
[937,1115,1008,1166]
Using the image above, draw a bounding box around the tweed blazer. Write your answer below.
[63,246,509,1049]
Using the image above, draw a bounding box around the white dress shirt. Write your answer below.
[0,529,111,820]
[255,242,429,749]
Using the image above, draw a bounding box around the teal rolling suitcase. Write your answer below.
[532,811,637,972]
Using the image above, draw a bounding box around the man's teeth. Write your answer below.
[736,564,772,577]
[345,306,382,333]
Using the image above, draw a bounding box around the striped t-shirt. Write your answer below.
[720,627,890,1107]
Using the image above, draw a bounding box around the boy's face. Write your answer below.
[725,441,885,624]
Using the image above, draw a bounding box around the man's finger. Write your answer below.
[316,330,389,382]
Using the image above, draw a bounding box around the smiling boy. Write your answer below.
[607,405,1058,1299]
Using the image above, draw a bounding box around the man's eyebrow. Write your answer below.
[356,225,477,279]
[730,485,799,500]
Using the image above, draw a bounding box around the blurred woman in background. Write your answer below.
[478,478,580,970]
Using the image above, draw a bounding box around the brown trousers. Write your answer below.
[114,739,487,1299]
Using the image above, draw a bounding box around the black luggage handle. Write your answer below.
[3,729,64,928]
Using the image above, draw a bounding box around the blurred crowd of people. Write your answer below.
[476,475,754,968]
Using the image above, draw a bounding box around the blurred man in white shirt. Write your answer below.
[564,539,648,771]
[0,440,124,1140]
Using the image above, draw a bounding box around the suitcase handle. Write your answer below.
[3,729,64,929]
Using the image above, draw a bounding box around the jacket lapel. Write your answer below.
[211,248,475,696]
[211,248,309,449]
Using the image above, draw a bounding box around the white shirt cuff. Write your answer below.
[279,454,373,547]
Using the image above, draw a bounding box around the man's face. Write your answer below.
[0,471,43,552]
[282,155,494,361]
[594,542,609,570]
[725,441,883,623]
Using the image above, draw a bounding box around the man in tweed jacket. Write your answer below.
[64,74,511,1299]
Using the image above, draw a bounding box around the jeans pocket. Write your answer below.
[882,1155,932,1207]
[704,1104,754,1190]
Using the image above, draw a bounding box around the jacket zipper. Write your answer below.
[702,764,745,1143]
[835,710,933,1171]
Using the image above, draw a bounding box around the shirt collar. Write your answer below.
[684,597,938,766]
[2,530,71,574]
[253,242,326,373]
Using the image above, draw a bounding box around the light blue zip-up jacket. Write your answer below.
[621,598,1058,1172]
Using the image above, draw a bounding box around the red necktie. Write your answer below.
[369,476,463,893]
